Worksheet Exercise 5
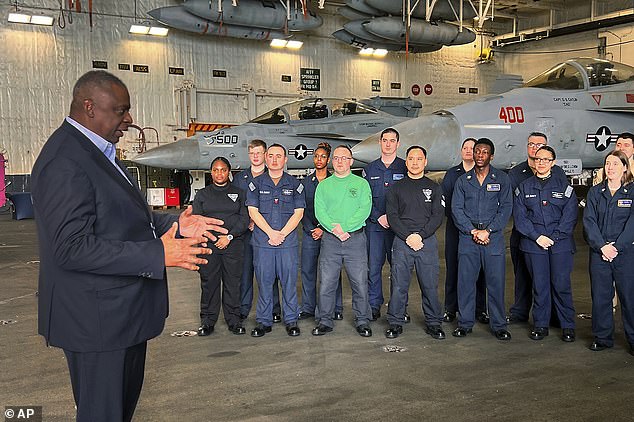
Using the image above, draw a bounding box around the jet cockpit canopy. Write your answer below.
[250,98,377,125]
[524,57,634,90]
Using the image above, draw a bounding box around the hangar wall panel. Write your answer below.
[498,31,606,80]
[2,2,501,174]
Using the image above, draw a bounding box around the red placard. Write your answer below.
[411,84,420,96]
[164,188,180,207]
[424,84,433,95]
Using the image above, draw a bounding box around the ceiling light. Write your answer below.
[8,12,31,24]
[148,26,169,36]
[286,40,303,49]
[270,39,302,49]
[373,49,388,57]
[270,38,288,48]
[359,48,375,56]
[30,15,54,26]
[129,24,150,35]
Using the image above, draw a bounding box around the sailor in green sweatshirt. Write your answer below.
[312,145,374,337]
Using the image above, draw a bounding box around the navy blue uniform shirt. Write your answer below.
[246,172,306,249]
[362,157,407,228]
[451,166,513,236]
[583,182,634,253]
[441,163,469,219]
[300,171,331,234]
[509,161,567,247]
[513,175,578,254]
[233,166,266,194]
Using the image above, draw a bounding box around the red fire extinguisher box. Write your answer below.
[164,188,180,207]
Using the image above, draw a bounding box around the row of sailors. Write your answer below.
[192,130,634,356]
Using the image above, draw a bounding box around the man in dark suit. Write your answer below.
[31,71,225,422]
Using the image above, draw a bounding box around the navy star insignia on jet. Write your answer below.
[289,144,314,160]
[586,126,618,152]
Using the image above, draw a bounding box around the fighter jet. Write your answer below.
[132,97,417,170]
[353,58,634,175]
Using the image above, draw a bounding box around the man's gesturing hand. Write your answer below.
[162,223,212,271]
[178,205,227,241]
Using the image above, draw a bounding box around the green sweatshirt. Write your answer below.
[314,172,372,233]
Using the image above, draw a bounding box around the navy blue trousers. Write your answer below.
[509,238,533,320]
[64,342,147,422]
[524,251,575,329]
[388,236,442,327]
[253,246,299,326]
[444,217,487,315]
[301,233,343,315]
[366,226,394,311]
[590,250,634,347]
[240,231,280,317]
[457,235,507,331]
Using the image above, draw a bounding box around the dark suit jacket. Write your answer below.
[32,120,177,353]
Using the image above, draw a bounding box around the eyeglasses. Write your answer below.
[534,157,554,163]
[527,142,546,148]
[332,156,352,162]
[314,154,329,159]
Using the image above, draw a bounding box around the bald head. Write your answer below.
[70,71,133,144]
[70,71,127,114]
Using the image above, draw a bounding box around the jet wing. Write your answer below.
[293,133,364,142]
[588,106,634,113]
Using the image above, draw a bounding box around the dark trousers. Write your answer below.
[388,236,442,326]
[444,217,487,315]
[366,225,395,311]
[199,240,243,328]
[457,234,507,331]
[301,232,343,315]
[318,231,371,328]
[590,250,634,346]
[253,246,299,326]
[240,232,280,317]
[524,251,575,329]
[509,237,533,320]
[64,342,147,422]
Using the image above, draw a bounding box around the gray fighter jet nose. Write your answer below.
[132,138,202,170]
[352,113,462,170]
[351,134,381,164]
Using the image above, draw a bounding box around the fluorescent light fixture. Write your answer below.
[359,48,388,57]
[286,40,303,49]
[30,15,54,26]
[270,38,302,49]
[148,26,169,36]
[8,12,31,24]
[270,38,287,48]
[8,12,54,26]
[129,24,150,35]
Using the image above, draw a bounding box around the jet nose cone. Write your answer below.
[353,113,462,171]
[132,138,202,169]
[352,133,381,164]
